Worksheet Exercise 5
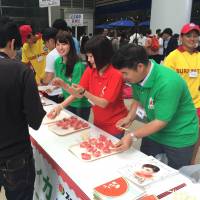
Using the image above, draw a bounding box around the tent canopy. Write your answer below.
[108,20,135,27]
[95,23,112,29]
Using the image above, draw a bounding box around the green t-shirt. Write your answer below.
[131,60,198,148]
[54,57,90,108]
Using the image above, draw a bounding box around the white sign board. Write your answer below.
[39,0,60,8]
[69,14,83,26]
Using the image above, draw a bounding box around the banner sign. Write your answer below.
[39,0,60,8]
[68,14,83,26]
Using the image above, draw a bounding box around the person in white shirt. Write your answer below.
[42,27,63,103]
[42,27,59,84]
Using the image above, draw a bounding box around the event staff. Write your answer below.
[111,44,198,169]
[164,23,200,164]
[48,31,90,120]
[20,25,48,84]
[48,35,128,138]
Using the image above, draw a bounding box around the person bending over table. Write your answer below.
[111,44,198,169]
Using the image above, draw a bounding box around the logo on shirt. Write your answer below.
[100,86,107,97]
[148,97,154,109]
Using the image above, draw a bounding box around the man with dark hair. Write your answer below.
[41,27,64,103]
[112,44,198,169]
[162,28,178,57]
[0,18,45,199]
[42,27,58,85]
[52,18,68,30]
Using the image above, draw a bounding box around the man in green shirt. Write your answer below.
[112,44,198,169]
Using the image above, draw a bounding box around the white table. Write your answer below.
[30,101,200,200]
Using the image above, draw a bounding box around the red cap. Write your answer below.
[19,25,32,44]
[181,23,200,34]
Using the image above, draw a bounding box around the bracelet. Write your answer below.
[129,132,138,142]
[79,89,86,95]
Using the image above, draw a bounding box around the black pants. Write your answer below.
[67,106,91,121]
[0,151,35,200]
[140,137,194,169]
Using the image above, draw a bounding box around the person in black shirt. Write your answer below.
[0,18,46,199]
[162,28,178,57]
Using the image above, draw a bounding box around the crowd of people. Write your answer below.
[0,15,200,199]
[100,26,180,64]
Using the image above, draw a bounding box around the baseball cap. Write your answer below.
[19,25,32,44]
[181,23,200,34]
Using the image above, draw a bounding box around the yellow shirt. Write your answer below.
[164,47,200,108]
[22,37,48,83]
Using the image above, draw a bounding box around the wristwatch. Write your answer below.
[129,132,138,142]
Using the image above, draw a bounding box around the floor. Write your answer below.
[0,99,199,199]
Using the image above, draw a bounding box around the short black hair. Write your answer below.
[42,27,58,42]
[52,19,68,31]
[145,28,152,35]
[56,31,79,77]
[156,29,161,34]
[111,44,149,70]
[85,35,114,70]
[65,26,72,33]
[162,28,173,36]
[142,164,160,173]
[0,17,21,49]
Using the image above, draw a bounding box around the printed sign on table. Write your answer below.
[93,177,145,200]
[33,144,82,200]
[118,156,178,187]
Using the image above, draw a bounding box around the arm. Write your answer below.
[23,68,46,129]
[116,99,140,129]
[84,90,109,108]
[115,119,167,152]
[115,79,183,151]
[68,84,109,108]
[47,95,76,119]
[71,69,124,108]
[133,120,167,138]
[116,123,163,153]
